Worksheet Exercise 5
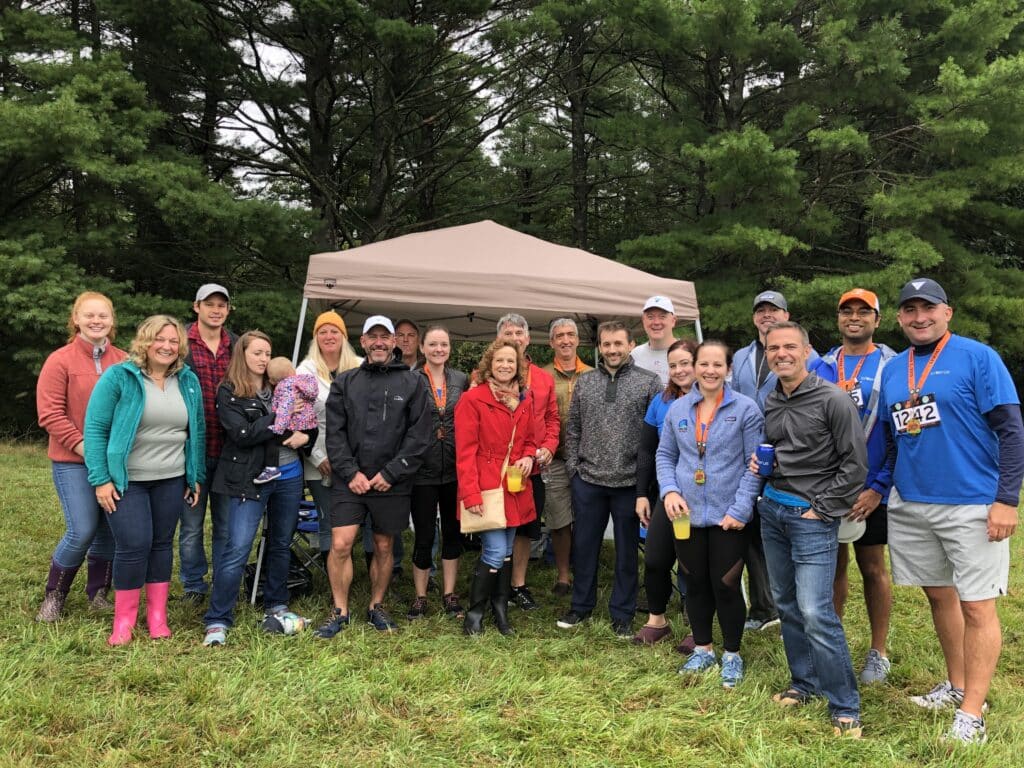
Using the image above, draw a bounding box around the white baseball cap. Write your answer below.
[195,283,230,302]
[837,516,866,544]
[642,296,675,314]
[362,315,395,334]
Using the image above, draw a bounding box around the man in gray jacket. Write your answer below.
[756,321,867,738]
[557,320,663,637]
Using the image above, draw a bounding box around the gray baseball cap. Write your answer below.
[195,283,230,302]
[753,290,787,311]
[898,278,947,307]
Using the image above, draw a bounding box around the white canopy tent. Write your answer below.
[294,220,701,360]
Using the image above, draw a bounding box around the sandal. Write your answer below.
[772,688,811,707]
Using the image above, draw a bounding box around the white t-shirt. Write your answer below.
[631,343,669,385]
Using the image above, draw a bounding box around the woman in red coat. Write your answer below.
[455,339,537,635]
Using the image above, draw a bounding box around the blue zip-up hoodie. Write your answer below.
[655,384,764,526]
[84,362,206,493]
[731,340,819,412]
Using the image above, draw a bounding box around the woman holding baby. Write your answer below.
[201,331,318,646]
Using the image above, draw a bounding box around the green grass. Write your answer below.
[1,441,1021,767]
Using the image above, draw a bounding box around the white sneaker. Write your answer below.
[859,649,891,684]
[910,680,989,712]
[944,708,987,745]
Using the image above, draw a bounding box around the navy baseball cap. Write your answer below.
[898,278,947,307]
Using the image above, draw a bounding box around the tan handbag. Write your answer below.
[460,427,515,534]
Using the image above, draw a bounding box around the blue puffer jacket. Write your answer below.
[655,385,764,526]
[84,362,206,492]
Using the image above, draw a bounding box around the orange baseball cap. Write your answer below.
[838,288,880,313]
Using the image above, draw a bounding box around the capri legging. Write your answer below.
[644,498,684,615]
[410,481,462,569]
[675,525,749,652]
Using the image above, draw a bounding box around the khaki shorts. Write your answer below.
[888,487,1008,601]
[543,458,574,530]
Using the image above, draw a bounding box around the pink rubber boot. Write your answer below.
[145,582,172,639]
[107,588,141,646]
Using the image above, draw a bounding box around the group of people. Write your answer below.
[34,278,1019,746]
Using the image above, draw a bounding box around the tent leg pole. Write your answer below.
[292,297,309,365]
[694,318,704,343]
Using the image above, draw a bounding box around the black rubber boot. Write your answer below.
[463,561,497,636]
[491,559,514,635]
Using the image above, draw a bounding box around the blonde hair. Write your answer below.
[267,357,295,384]
[66,291,117,344]
[475,339,528,388]
[223,330,272,397]
[128,315,188,375]
[303,332,361,385]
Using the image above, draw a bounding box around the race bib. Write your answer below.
[839,379,864,408]
[891,393,942,436]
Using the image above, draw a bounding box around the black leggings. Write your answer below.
[643,499,679,615]
[675,525,749,652]
[410,482,462,569]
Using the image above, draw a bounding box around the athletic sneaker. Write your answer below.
[678,647,717,674]
[720,652,744,688]
[743,616,781,631]
[860,649,891,684]
[367,603,399,632]
[253,467,282,484]
[909,680,989,712]
[551,581,571,597]
[407,596,429,620]
[945,709,987,745]
[314,608,349,638]
[203,627,226,647]
[556,610,590,629]
[510,585,539,611]
[611,619,633,639]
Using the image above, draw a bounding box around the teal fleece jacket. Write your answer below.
[84,362,206,492]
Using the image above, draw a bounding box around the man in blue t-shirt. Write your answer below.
[811,288,897,685]
[879,278,1023,745]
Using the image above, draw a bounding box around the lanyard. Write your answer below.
[837,344,876,385]
[907,331,951,404]
[695,388,724,459]
[424,367,446,412]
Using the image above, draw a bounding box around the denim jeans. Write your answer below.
[204,474,302,629]
[105,476,184,590]
[758,496,860,719]
[51,461,115,567]
[569,476,639,623]
[178,455,230,594]
[478,527,516,569]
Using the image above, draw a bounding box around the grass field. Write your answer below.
[1,441,1021,767]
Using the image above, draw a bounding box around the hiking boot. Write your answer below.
[556,610,590,629]
[678,647,717,674]
[944,709,987,745]
[254,467,281,484]
[367,603,398,633]
[442,592,465,619]
[720,652,744,688]
[407,596,429,620]
[35,590,67,623]
[510,585,539,611]
[859,649,891,684]
[314,608,349,639]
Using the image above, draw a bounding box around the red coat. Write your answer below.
[454,384,538,527]
[528,362,560,475]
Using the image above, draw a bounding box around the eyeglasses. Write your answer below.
[838,307,876,318]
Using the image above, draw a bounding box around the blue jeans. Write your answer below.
[478,527,516,569]
[105,476,184,589]
[204,474,302,629]
[758,496,860,719]
[51,461,114,566]
[178,455,230,594]
[569,476,639,623]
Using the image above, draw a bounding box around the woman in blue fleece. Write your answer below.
[656,341,763,687]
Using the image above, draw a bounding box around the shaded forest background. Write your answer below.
[4,0,1024,432]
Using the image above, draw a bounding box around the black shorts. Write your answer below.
[330,491,410,536]
[854,503,888,547]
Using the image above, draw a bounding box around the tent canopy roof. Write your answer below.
[302,220,698,340]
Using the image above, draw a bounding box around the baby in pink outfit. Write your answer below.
[254,358,318,484]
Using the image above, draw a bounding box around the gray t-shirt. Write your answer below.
[630,343,669,386]
[128,374,188,481]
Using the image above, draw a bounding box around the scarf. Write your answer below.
[488,379,521,411]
